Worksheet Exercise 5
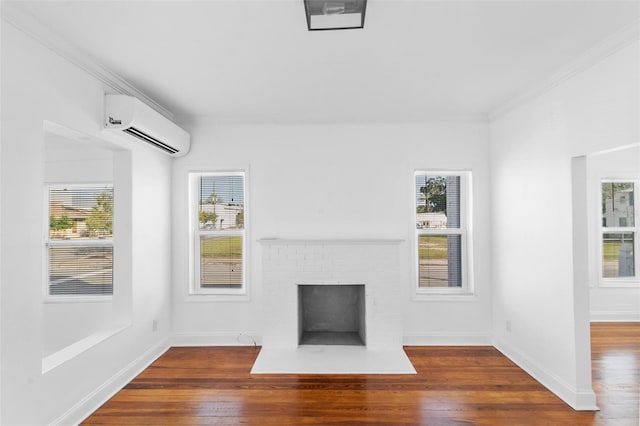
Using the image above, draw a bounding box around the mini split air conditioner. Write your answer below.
[104,94,190,156]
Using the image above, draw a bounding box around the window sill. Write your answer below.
[44,295,113,304]
[42,323,130,374]
[412,292,479,302]
[185,293,250,302]
[597,280,640,288]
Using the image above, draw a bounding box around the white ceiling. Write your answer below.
[7,0,640,123]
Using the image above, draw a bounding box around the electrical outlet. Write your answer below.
[506,320,512,332]
[152,320,158,332]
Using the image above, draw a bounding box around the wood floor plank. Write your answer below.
[84,323,639,425]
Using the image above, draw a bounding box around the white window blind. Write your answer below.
[192,172,246,294]
[46,185,113,297]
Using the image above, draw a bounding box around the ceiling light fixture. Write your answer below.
[303,0,367,31]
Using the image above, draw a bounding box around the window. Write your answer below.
[601,180,638,281]
[414,171,472,293]
[45,184,113,298]
[190,172,246,295]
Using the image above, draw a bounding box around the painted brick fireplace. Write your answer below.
[259,239,404,350]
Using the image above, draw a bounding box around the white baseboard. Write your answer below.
[493,337,598,411]
[403,331,492,346]
[172,331,492,348]
[590,310,640,322]
[172,331,262,347]
[50,337,171,426]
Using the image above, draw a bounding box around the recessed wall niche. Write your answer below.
[42,122,132,369]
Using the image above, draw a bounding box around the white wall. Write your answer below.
[587,146,640,321]
[489,40,639,409]
[1,22,173,424]
[172,121,492,346]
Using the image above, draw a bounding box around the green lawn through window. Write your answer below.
[201,236,242,258]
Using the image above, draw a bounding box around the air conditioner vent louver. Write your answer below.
[103,95,190,157]
[123,127,179,154]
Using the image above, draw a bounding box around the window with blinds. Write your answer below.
[414,172,470,292]
[601,180,637,281]
[46,185,114,297]
[191,172,246,294]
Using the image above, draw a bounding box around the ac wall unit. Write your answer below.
[104,94,190,156]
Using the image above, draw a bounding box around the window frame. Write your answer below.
[189,171,248,297]
[43,183,114,303]
[413,170,474,297]
[599,178,639,287]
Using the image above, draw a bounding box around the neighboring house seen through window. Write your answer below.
[190,172,246,295]
[45,184,114,298]
[415,171,472,293]
[601,180,637,281]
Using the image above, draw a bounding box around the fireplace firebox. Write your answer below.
[298,284,366,346]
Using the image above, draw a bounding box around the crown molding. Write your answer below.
[175,113,489,127]
[489,20,640,121]
[1,2,174,121]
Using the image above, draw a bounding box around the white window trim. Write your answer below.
[43,183,114,303]
[412,170,475,299]
[598,178,639,287]
[188,171,249,299]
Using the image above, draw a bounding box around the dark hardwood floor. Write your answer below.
[84,323,639,425]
